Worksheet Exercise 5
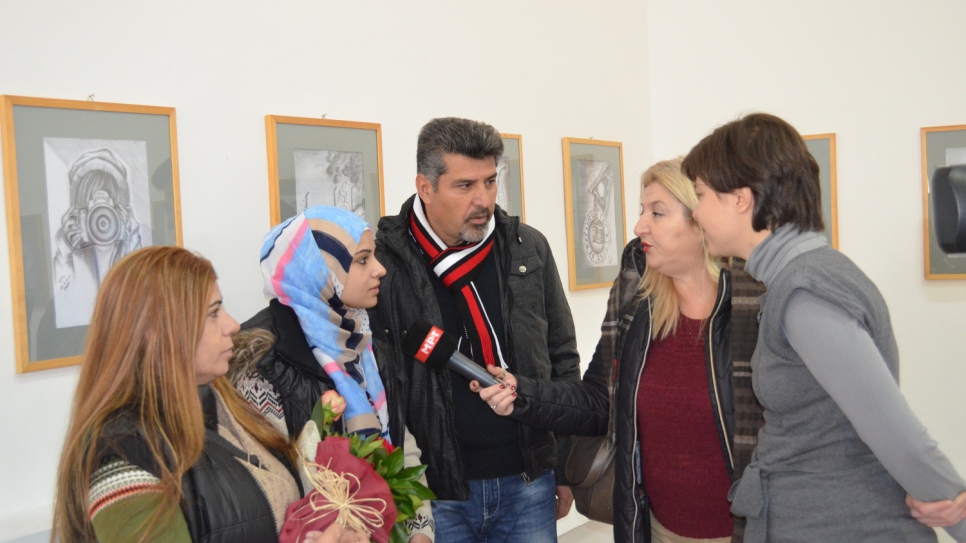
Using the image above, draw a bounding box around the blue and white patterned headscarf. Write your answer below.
[260,206,389,441]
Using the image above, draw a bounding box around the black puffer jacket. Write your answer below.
[98,385,302,542]
[370,196,581,500]
[234,300,406,447]
[512,241,764,542]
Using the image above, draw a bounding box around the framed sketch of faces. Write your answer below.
[561,137,627,291]
[0,95,182,372]
[266,116,385,227]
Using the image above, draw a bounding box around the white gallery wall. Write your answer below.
[647,0,966,459]
[1,0,965,541]
[0,0,650,538]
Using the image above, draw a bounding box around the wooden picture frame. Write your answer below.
[498,134,526,221]
[562,138,627,291]
[921,124,966,279]
[0,95,182,372]
[266,116,385,227]
[802,133,839,248]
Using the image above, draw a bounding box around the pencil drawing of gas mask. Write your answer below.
[580,159,615,267]
[53,149,142,292]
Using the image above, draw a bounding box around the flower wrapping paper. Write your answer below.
[280,436,397,543]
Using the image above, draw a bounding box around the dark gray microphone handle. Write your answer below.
[450,350,501,388]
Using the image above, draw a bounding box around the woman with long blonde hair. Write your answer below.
[52,246,363,543]
[476,158,766,543]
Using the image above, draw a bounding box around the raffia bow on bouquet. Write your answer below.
[280,391,435,543]
[280,436,396,543]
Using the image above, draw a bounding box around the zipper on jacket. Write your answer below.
[629,302,652,536]
[707,272,735,473]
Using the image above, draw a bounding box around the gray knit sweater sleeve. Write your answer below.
[783,290,966,541]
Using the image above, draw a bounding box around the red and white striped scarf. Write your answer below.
[408,197,507,369]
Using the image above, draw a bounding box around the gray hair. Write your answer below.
[416,117,504,189]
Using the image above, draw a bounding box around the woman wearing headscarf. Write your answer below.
[230,206,434,542]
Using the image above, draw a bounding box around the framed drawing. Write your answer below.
[0,95,181,372]
[498,134,526,221]
[921,124,966,279]
[266,116,385,227]
[802,133,839,248]
[562,138,627,291]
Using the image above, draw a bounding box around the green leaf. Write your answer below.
[310,399,331,437]
[356,438,383,459]
[386,479,412,494]
[394,465,426,482]
[410,483,436,501]
[369,447,388,465]
[390,522,409,543]
[395,498,416,519]
[383,447,404,475]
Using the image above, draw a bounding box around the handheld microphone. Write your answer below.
[401,320,502,388]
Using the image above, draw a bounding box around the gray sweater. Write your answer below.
[731,225,966,542]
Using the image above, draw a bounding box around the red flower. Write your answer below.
[380,439,396,455]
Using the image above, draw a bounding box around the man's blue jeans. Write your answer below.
[431,469,557,543]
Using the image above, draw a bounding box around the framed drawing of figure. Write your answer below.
[921,124,966,279]
[0,95,181,372]
[562,137,627,291]
[498,134,526,221]
[802,133,839,248]
[266,116,385,227]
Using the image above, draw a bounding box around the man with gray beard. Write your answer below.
[370,117,579,542]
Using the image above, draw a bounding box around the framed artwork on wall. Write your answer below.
[266,116,385,227]
[498,134,526,221]
[921,124,966,280]
[0,95,182,372]
[562,137,626,291]
[802,133,839,249]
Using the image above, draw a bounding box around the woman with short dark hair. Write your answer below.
[682,112,966,542]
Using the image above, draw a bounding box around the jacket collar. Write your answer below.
[199,384,219,431]
[377,194,519,259]
[268,298,329,379]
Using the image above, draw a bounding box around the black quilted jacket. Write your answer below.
[369,196,581,501]
[511,241,764,542]
[97,386,303,542]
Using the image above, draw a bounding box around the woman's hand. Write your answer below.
[469,365,517,416]
[303,524,371,543]
[409,533,432,543]
[906,491,966,528]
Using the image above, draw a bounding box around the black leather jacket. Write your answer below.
[369,196,581,500]
[512,241,764,542]
[98,386,302,542]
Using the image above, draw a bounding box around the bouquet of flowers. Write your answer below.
[280,391,435,543]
